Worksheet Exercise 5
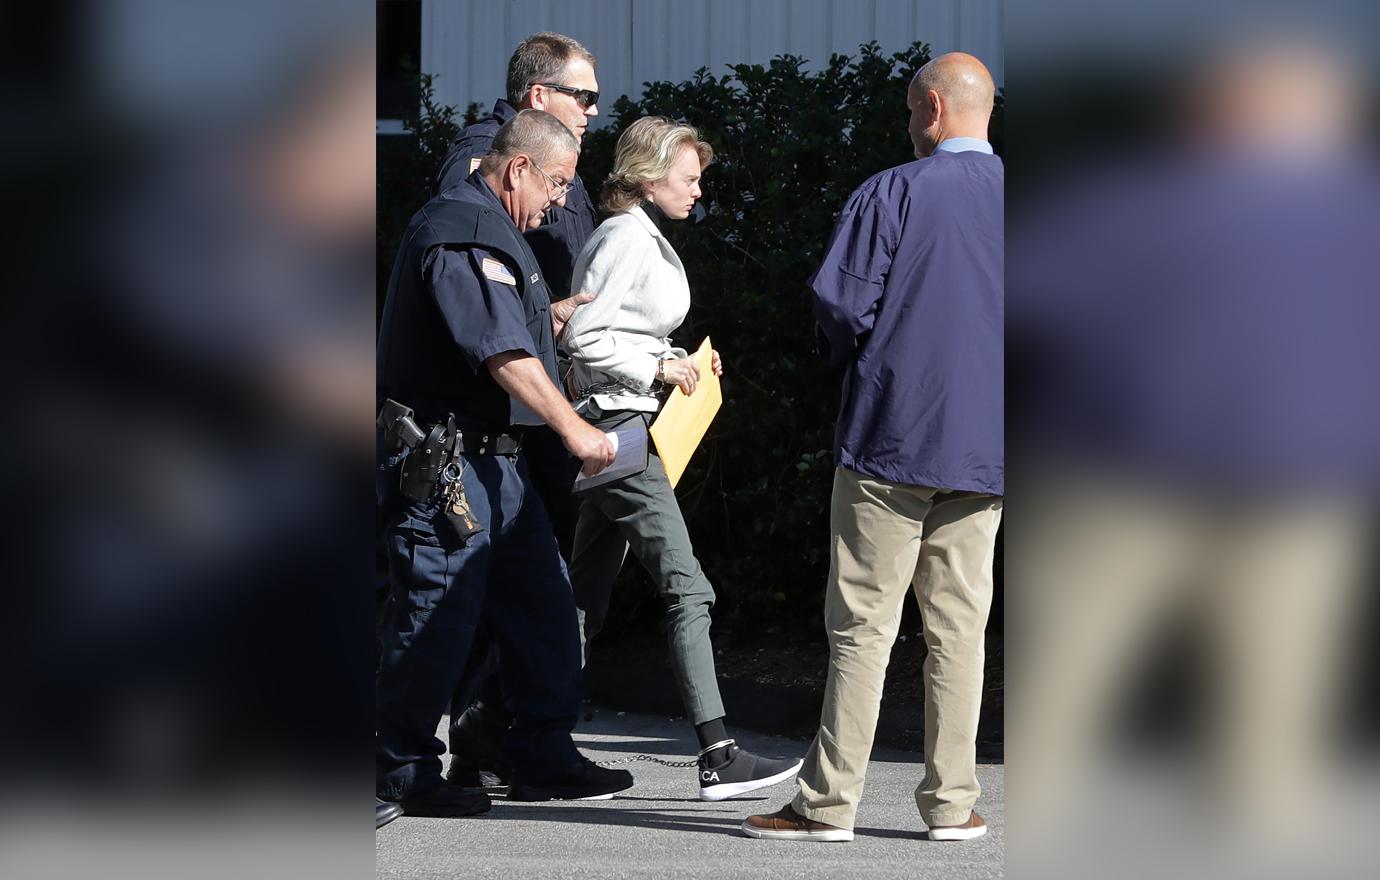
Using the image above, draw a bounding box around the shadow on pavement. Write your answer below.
[468,802,749,837]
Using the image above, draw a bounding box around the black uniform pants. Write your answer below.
[376,450,581,798]
[446,426,579,740]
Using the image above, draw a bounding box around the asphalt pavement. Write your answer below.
[376,708,1004,879]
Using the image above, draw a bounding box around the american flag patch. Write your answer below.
[481,257,516,285]
[468,157,482,174]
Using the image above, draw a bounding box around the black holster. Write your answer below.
[399,418,454,503]
[379,399,456,503]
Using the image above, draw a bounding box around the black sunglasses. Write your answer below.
[535,82,599,109]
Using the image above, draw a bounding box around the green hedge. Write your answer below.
[378,42,1003,642]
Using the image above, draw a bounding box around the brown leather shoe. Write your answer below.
[741,804,854,842]
[928,811,987,841]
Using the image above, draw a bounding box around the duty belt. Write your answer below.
[447,428,523,457]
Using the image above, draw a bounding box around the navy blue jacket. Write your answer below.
[433,99,598,302]
[812,151,1004,495]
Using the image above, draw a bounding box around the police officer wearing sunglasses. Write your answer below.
[434,32,601,307]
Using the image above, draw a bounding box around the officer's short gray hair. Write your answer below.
[507,32,597,106]
[479,109,580,176]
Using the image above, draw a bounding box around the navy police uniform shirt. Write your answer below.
[378,171,548,429]
[433,99,598,302]
[811,143,1004,495]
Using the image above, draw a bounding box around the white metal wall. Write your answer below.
[420,0,1002,123]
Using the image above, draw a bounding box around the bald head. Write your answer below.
[907,52,996,157]
[912,52,996,115]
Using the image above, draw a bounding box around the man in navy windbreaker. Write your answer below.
[745,53,1003,844]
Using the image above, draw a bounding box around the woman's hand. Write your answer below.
[659,357,701,396]
[711,350,723,377]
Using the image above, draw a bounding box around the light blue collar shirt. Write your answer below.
[934,136,994,155]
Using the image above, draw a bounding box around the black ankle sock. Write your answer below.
[695,717,729,751]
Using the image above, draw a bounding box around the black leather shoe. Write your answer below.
[393,782,492,817]
[508,757,634,802]
[376,797,404,829]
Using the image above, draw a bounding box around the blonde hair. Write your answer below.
[601,116,713,213]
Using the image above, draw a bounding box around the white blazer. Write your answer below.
[563,205,690,415]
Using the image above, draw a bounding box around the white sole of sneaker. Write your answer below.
[928,825,987,841]
[575,792,615,800]
[739,821,854,842]
[700,759,804,801]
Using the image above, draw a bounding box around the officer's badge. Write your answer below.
[481,257,517,285]
[468,157,481,174]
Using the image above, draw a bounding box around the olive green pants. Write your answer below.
[568,413,726,725]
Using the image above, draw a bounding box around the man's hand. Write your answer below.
[711,349,724,377]
[551,291,596,339]
[485,350,611,477]
[561,419,615,477]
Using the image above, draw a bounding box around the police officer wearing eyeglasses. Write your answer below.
[431,31,603,787]
[376,110,633,815]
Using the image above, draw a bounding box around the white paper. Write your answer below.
[572,425,648,491]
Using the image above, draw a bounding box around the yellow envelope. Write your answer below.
[650,337,721,488]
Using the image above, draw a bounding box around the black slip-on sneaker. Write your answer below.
[698,740,803,801]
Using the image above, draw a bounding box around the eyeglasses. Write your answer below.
[530,160,574,203]
[534,82,599,109]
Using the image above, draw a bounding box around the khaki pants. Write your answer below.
[793,467,1002,830]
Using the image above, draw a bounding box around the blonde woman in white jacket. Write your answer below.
[561,117,802,801]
